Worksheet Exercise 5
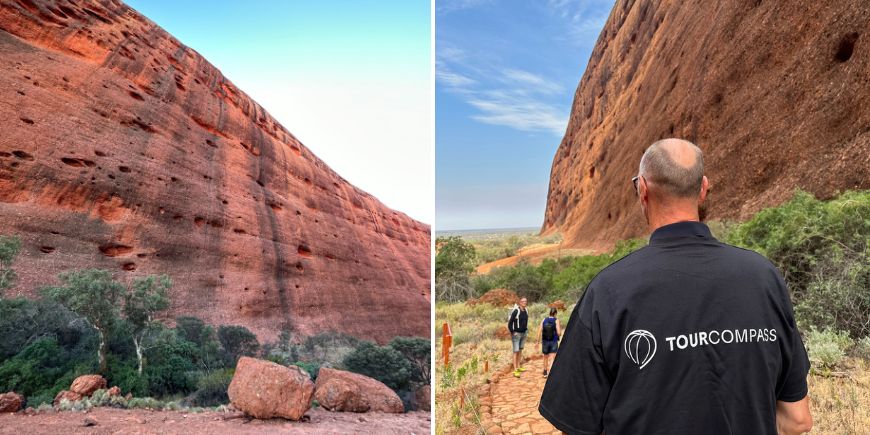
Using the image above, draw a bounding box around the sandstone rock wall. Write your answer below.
[0,0,430,343]
[544,0,870,249]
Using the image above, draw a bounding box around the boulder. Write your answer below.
[414,385,431,412]
[107,386,121,397]
[467,288,519,307]
[314,368,404,413]
[53,390,83,406]
[548,300,567,311]
[0,392,24,413]
[70,375,107,396]
[227,357,314,420]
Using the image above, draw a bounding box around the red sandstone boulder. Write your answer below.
[548,300,567,311]
[227,357,314,420]
[70,375,107,396]
[107,386,121,397]
[466,288,519,307]
[314,368,404,413]
[0,392,24,413]
[53,390,83,406]
[413,385,431,412]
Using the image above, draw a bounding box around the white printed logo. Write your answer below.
[624,330,657,370]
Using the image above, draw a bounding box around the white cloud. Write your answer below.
[501,68,563,95]
[467,90,566,135]
[436,0,494,15]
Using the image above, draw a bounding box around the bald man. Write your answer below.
[539,139,812,434]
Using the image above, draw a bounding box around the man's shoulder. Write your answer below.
[590,245,653,283]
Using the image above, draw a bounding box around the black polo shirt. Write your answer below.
[539,221,809,435]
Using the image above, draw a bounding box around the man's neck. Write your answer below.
[647,208,700,233]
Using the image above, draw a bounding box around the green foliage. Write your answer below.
[142,325,198,396]
[123,275,171,337]
[0,297,95,362]
[805,328,854,372]
[189,369,234,407]
[853,336,870,360]
[389,337,431,385]
[0,337,87,403]
[174,317,224,372]
[292,361,321,380]
[343,341,414,391]
[40,269,125,372]
[217,325,260,366]
[436,236,478,302]
[471,238,648,302]
[726,190,870,337]
[0,235,21,295]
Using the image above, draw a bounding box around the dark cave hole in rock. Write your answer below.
[834,32,859,62]
[122,262,136,271]
[128,91,144,101]
[298,245,312,257]
[118,166,131,173]
[99,244,133,257]
[40,246,55,253]
[20,117,34,125]
[589,166,595,178]
[295,262,304,272]
[94,150,106,157]
[12,151,34,161]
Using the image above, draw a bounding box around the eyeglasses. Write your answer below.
[631,175,640,191]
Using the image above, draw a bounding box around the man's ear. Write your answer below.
[699,176,709,203]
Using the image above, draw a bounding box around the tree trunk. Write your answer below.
[134,336,143,375]
[98,328,108,374]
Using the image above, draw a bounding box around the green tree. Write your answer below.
[217,325,260,366]
[0,235,21,296]
[435,236,477,301]
[388,336,430,385]
[123,275,171,375]
[343,341,413,391]
[41,269,124,373]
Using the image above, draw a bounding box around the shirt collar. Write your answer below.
[649,220,715,245]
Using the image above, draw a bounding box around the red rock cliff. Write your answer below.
[543,0,870,249]
[0,0,430,343]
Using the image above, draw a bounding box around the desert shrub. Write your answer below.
[292,361,321,380]
[142,326,198,396]
[343,341,414,391]
[0,297,95,362]
[266,330,361,370]
[104,356,147,397]
[0,337,84,401]
[217,325,259,366]
[853,336,870,359]
[726,190,869,336]
[389,337,430,385]
[436,237,477,302]
[174,317,224,372]
[189,369,234,407]
[805,328,853,372]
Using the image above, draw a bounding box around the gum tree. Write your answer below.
[41,269,124,373]
[0,235,21,296]
[123,274,171,375]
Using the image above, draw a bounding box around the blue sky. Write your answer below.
[126,0,433,223]
[435,0,613,230]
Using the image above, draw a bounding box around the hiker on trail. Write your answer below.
[538,307,561,378]
[539,139,812,434]
[508,296,529,377]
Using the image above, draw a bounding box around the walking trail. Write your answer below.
[479,356,558,434]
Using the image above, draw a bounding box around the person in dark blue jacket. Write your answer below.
[537,307,562,377]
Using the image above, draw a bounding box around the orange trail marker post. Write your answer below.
[443,322,452,367]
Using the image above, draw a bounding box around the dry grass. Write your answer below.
[435,302,870,435]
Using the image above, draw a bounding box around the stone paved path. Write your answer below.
[479,356,559,434]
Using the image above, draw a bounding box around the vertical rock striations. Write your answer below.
[543,0,870,249]
[0,0,429,343]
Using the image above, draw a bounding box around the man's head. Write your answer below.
[635,138,709,229]
[519,297,527,308]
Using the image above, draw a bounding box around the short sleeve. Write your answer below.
[773,273,810,402]
[539,295,612,434]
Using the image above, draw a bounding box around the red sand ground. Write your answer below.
[0,408,431,434]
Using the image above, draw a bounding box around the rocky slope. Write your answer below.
[543,0,870,249]
[0,0,429,343]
